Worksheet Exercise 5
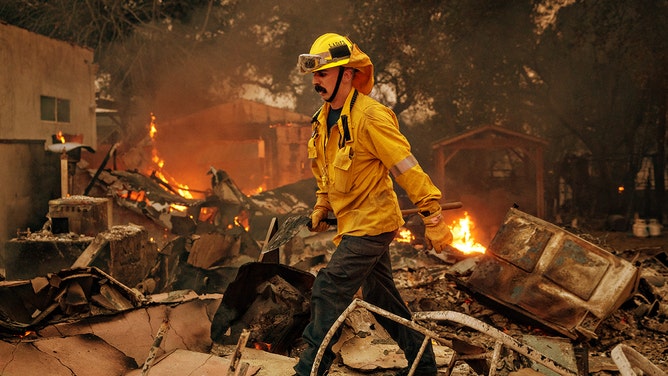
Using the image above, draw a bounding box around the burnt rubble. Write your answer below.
[0,266,145,334]
[1,167,666,375]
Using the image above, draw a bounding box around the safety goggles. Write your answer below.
[298,45,351,73]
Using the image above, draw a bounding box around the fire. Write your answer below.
[396,228,415,243]
[170,204,189,213]
[234,211,250,231]
[146,113,198,206]
[17,330,36,339]
[449,212,486,254]
[56,131,66,143]
[120,190,147,203]
[393,212,485,254]
[245,185,266,196]
[149,112,158,138]
[254,342,272,351]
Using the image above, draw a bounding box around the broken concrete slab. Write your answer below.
[0,333,137,376]
[338,335,406,371]
[34,333,138,375]
[0,283,224,375]
[336,307,408,372]
[0,340,71,376]
[4,232,93,281]
[212,345,299,376]
[4,224,157,287]
[37,290,222,365]
[124,348,261,376]
[338,334,457,372]
[335,306,456,372]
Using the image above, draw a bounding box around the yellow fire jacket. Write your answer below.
[308,89,443,244]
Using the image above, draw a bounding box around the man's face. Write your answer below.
[311,67,339,100]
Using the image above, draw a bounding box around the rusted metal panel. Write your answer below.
[464,208,639,339]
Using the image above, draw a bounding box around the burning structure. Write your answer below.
[92,100,315,197]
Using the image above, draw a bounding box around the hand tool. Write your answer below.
[264,201,463,251]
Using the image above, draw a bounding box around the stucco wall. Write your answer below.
[0,141,60,272]
[0,23,96,146]
[0,24,96,275]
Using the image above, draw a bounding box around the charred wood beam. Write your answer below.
[71,235,110,268]
[228,329,250,375]
[84,142,119,196]
[141,319,170,375]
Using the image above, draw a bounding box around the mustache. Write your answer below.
[314,84,327,94]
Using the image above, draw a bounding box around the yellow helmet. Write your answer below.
[298,33,375,95]
[298,33,353,73]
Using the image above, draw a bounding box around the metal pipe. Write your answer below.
[311,299,578,376]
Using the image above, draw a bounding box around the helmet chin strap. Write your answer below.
[325,67,345,103]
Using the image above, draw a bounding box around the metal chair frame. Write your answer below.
[311,298,578,376]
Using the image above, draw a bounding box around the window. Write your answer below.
[40,95,70,123]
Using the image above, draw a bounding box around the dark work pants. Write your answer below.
[293,231,437,376]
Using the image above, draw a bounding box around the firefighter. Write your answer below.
[294,33,453,376]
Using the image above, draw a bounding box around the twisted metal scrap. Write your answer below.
[311,298,578,376]
[265,215,311,250]
[611,344,666,376]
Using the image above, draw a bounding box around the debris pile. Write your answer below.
[392,231,668,375]
[0,166,666,375]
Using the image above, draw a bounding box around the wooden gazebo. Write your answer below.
[431,125,548,218]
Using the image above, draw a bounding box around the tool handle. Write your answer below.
[307,217,338,230]
[322,218,338,225]
[310,202,463,228]
[400,201,463,216]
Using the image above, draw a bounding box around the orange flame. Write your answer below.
[170,204,189,213]
[56,131,66,143]
[245,185,266,196]
[18,330,36,339]
[254,342,272,351]
[234,212,250,231]
[449,212,486,254]
[149,113,158,139]
[396,228,415,243]
[146,113,197,203]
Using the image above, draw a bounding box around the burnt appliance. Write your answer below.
[459,208,639,340]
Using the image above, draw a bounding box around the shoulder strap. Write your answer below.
[339,90,359,146]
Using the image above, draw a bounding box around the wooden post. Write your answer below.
[60,150,68,198]
[71,234,109,268]
[141,319,170,375]
[228,329,250,375]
